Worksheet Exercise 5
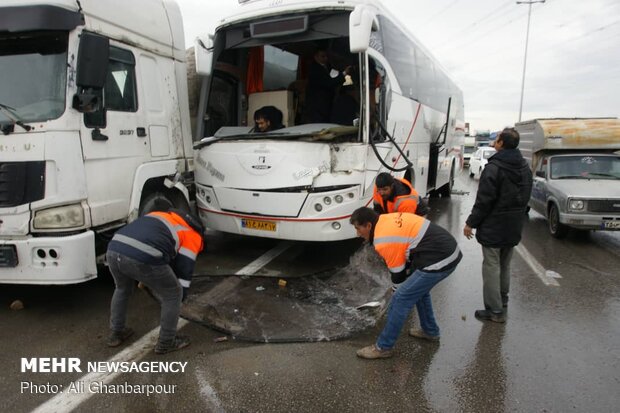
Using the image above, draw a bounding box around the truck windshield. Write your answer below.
[550,155,620,180]
[0,32,67,125]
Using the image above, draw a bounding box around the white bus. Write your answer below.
[0,0,194,284]
[192,0,464,241]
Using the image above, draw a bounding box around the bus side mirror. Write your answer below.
[536,170,546,178]
[195,34,214,76]
[349,6,379,53]
[73,32,109,113]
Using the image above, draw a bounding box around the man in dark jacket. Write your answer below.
[304,48,350,123]
[463,128,532,322]
[106,209,205,354]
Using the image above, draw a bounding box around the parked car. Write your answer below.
[469,146,496,179]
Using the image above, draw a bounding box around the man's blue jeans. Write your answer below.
[107,250,182,344]
[376,267,455,350]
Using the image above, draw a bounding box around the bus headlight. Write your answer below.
[323,196,332,205]
[334,195,343,203]
[568,199,584,211]
[34,204,85,229]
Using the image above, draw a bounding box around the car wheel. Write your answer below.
[548,203,568,238]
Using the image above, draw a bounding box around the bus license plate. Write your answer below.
[602,221,620,229]
[0,245,18,267]
[241,219,277,232]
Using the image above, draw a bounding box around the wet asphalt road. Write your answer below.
[2,171,619,413]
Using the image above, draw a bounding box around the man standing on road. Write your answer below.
[350,208,462,359]
[463,127,532,323]
[373,172,429,216]
[106,208,205,354]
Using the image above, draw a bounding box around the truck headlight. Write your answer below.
[568,199,584,211]
[34,204,85,229]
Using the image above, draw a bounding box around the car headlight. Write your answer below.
[34,204,85,229]
[568,199,584,211]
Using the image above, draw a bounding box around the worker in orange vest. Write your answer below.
[106,208,205,354]
[372,172,428,216]
[350,207,462,359]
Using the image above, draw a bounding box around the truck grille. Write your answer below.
[588,200,620,213]
[0,162,46,207]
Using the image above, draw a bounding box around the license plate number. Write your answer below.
[0,245,18,267]
[602,221,620,229]
[241,219,277,232]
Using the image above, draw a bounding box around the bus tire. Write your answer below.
[438,163,454,197]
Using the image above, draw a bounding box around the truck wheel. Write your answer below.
[548,204,568,238]
[139,190,189,217]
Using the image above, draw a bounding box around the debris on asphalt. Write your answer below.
[256,286,265,291]
[214,336,228,343]
[10,300,24,310]
[278,279,287,287]
[461,314,467,321]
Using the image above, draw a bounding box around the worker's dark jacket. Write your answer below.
[107,211,204,290]
[466,148,533,248]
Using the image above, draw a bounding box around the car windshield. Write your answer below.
[482,150,495,159]
[550,155,620,180]
[0,32,67,125]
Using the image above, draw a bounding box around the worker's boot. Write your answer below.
[154,335,190,355]
[106,328,134,347]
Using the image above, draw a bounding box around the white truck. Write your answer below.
[517,118,620,238]
[0,0,195,284]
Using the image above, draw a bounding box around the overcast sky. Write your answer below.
[176,0,620,133]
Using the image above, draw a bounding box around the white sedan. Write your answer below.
[469,146,496,179]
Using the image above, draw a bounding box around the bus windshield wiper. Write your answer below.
[0,102,32,134]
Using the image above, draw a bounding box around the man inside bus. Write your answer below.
[253,106,284,132]
[330,71,359,126]
[304,47,351,123]
[373,172,429,216]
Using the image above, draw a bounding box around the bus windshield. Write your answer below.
[0,32,68,125]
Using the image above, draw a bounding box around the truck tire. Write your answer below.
[548,203,568,238]
[139,190,189,217]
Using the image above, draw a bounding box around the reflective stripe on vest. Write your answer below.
[147,211,203,258]
[111,234,164,259]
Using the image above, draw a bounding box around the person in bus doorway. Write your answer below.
[304,47,351,123]
[330,73,360,126]
[106,208,205,354]
[463,127,532,323]
[253,106,284,132]
[373,172,429,216]
[350,207,462,359]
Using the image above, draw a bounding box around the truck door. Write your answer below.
[531,156,548,214]
[80,43,148,227]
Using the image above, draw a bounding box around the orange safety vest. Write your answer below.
[373,213,429,273]
[148,211,204,261]
[372,177,420,214]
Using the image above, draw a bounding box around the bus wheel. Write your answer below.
[439,164,454,197]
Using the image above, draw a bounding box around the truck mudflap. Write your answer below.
[180,245,392,342]
[0,231,97,284]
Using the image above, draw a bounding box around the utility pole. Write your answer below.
[516,0,545,122]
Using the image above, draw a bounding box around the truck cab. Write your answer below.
[0,0,194,284]
[517,118,620,238]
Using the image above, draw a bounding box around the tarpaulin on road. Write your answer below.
[180,245,392,342]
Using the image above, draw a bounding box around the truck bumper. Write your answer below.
[561,213,620,231]
[0,231,97,284]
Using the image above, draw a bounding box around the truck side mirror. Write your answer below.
[73,32,109,113]
[349,5,379,53]
[195,34,214,76]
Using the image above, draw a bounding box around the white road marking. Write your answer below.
[32,241,293,413]
[195,367,225,413]
[515,244,561,287]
